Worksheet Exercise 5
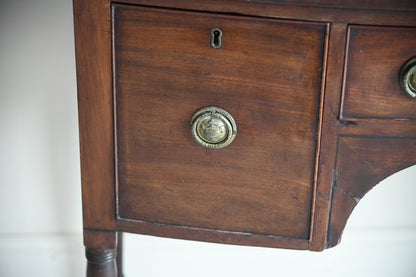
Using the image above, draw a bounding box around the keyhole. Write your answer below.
[211,28,222,49]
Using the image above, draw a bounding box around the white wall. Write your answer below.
[0,0,415,276]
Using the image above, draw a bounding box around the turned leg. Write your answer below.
[117,232,123,277]
[86,247,117,277]
[84,230,118,277]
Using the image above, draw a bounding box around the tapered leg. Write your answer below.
[117,232,123,277]
[86,247,117,277]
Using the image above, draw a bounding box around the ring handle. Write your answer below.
[399,57,416,99]
[190,107,237,149]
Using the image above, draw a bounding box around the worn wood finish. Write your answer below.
[257,0,416,11]
[309,23,347,251]
[120,0,416,26]
[83,230,117,249]
[74,0,416,275]
[86,248,118,277]
[74,0,121,275]
[341,26,416,120]
[327,136,416,247]
[117,219,309,250]
[114,5,326,240]
[84,231,118,276]
[73,0,116,231]
[338,120,416,138]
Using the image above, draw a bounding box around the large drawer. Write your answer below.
[113,5,327,240]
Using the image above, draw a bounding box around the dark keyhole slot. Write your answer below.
[211,28,222,49]
[213,30,220,46]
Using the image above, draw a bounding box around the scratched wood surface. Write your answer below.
[114,5,327,239]
[328,136,416,247]
[74,1,416,263]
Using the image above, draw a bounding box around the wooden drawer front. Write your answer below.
[341,26,416,120]
[114,5,326,239]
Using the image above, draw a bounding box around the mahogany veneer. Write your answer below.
[73,1,416,276]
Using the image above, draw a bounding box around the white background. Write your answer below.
[0,0,415,276]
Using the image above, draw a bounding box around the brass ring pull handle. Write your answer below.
[399,57,416,99]
[190,107,237,149]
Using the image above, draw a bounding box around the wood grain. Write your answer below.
[114,5,326,239]
[256,0,416,11]
[327,136,416,247]
[83,230,117,249]
[74,0,416,262]
[117,219,310,250]
[341,26,416,120]
[309,23,347,251]
[73,0,116,232]
[338,119,416,138]
[119,0,416,26]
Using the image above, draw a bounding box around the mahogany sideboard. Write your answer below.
[73,0,416,276]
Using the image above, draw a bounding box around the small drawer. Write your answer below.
[113,5,327,239]
[341,26,416,120]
